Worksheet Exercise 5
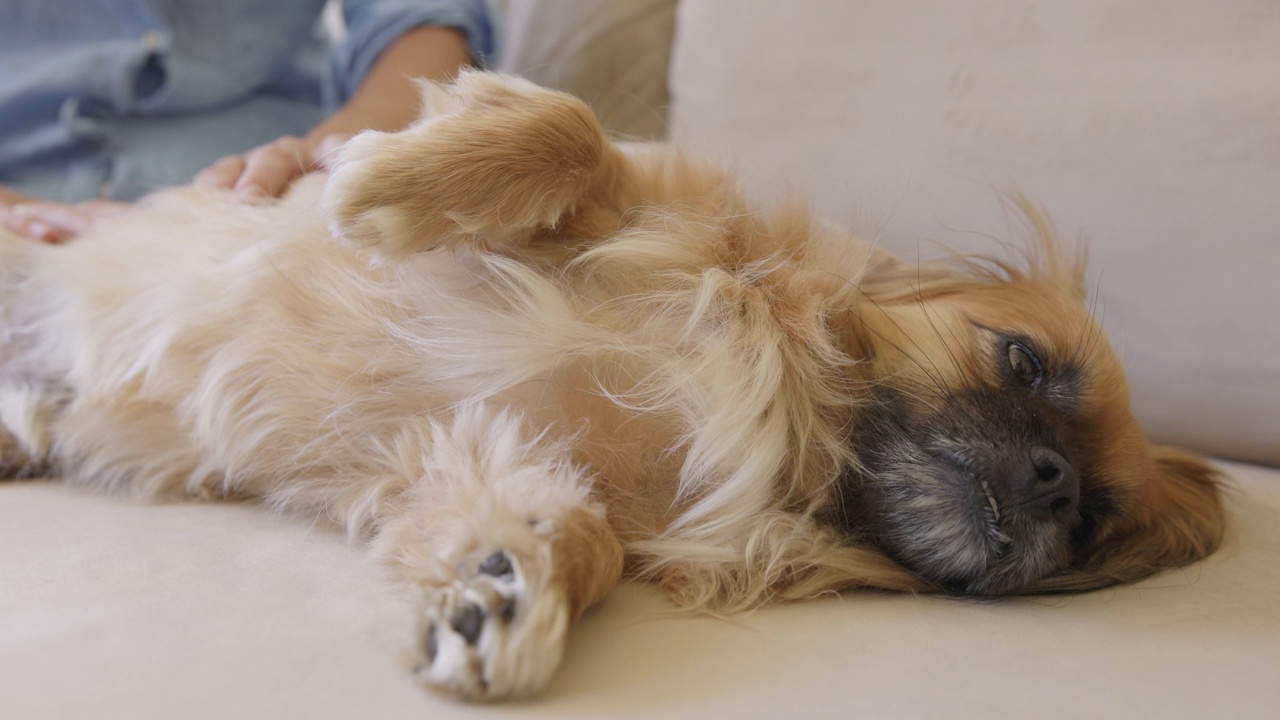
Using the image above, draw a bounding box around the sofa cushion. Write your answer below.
[2,462,1278,717]
[668,0,1280,465]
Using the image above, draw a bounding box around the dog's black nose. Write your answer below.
[1022,447,1080,521]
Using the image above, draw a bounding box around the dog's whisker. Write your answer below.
[912,241,973,383]
[823,273,951,398]
[1068,269,1107,370]
[914,285,970,385]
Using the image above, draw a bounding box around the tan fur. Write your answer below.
[0,71,1224,700]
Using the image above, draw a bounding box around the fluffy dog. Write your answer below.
[0,72,1225,700]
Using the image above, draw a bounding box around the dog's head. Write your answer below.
[830,211,1224,596]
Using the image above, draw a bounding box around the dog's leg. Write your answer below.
[368,405,623,700]
[324,71,624,263]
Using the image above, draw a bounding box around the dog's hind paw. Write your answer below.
[321,71,607,264]
[414,548,569,701]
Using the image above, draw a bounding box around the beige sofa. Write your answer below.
[4,2,1278,717]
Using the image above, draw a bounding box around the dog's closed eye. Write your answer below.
[1005,341,1043,387]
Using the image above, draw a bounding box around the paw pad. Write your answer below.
[451,604,485,645]
[425,622,439,662]
[417,548,526,697]
[415,542,570,700]
[479,550,514,579]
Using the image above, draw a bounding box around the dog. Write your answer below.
[0,72,1225,700]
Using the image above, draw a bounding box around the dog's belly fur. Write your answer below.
[5,177,678,533]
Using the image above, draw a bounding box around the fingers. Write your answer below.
[193,155,248,190]
[0,208,61,242]
[24,203,95,235]
[192,134,350,203]
[0,204,77,243]
[0,201,132,243]
[193,137,316,201]
[233,136,313,201]
[0,187,57,242]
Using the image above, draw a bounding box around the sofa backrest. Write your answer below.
[668,0,1280,466]
[495,0,676,139]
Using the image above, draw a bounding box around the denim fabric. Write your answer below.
[0,0,498,201]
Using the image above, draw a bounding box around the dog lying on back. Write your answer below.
[0,72,1224,700]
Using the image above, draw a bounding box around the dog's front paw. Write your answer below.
[415,548,569,701]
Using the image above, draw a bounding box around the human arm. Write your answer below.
[1,24,473,242]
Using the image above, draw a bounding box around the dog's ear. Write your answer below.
[324,71,617,261]
[1036,447,1226,593]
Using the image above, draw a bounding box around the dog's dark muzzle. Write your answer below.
[965,444,1080,526]
[836,386,1086,596]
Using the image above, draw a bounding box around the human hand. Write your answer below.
[189,24,469,204]
[193,133,349,202]
[0,186,128,243]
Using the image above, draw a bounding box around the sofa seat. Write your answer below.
[2,460,1277,719]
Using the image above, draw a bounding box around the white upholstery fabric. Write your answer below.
[3,461,1278,718]
[669,0,1280,465]
[494,0,676,139]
